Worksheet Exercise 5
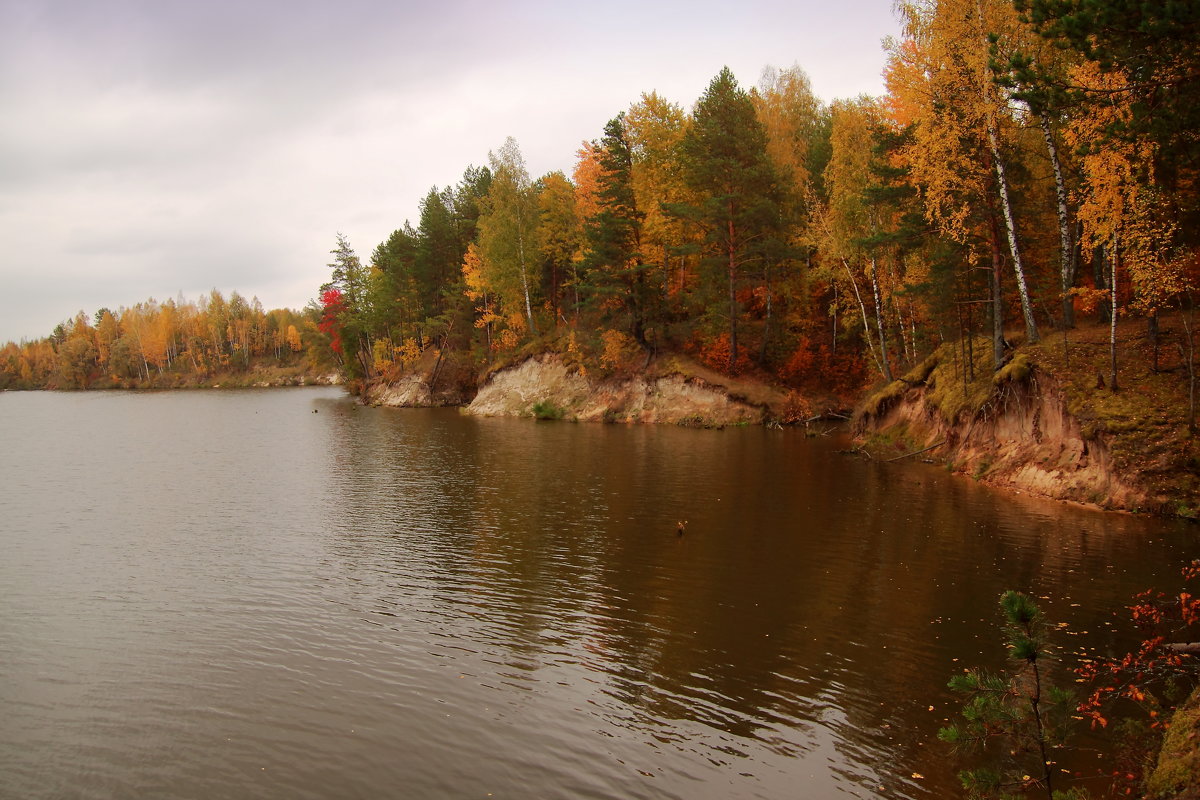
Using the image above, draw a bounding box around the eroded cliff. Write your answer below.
[858,366,1143,509]
[465,354,781,425]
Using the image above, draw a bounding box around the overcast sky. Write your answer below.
[0,0,900,343]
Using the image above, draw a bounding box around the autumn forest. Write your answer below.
[3,0,1197,409]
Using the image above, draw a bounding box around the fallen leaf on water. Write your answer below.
[912,773,924,780]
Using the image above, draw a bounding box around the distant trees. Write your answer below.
[0,292,330,390]
[301,67,916,391]
[536,169,582,327]
[323,233,372,378]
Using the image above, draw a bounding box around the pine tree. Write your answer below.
[584,114,655,345]
[939,591,1081,799]
[674,67,782,369]
[323,233,372,378]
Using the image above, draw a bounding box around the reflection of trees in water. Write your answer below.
[321,408,1196,798]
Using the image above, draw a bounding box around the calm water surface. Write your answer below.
[1,388,1197,799]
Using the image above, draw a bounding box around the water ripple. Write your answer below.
[1,392,1197,799]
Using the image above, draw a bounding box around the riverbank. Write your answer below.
[2,363,341,391]
[363,347,835,427]
[156,364,341,390]
[95,364,339,391]
[362,315,1200,517]
[362,345,825,429]
[465,353,792,426]
[854,315,1200,516]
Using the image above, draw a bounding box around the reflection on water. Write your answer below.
[0,388,1196,799]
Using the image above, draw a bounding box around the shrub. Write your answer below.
[531,400,564,421]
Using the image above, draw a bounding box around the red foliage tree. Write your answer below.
[318,288,346,356]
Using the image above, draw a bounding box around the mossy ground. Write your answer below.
[1146,687,1200,799]
[856,311,1200,515]
[1021,313,1200,514]
[857,340,999,426]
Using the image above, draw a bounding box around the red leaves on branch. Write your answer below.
[318,289,345,355]
[1076,560,1200,733]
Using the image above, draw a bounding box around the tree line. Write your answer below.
[319,0,1198,401]
[0,291,335,390]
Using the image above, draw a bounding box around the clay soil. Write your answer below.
[1020,311,1200,515]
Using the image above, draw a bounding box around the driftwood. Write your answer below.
[886,440,947,462]
[1166,642,1200,656]
[801,411,850,425]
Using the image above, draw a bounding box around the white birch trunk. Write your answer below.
[1039,111,1075,328]
[841,257,885,378]
[870,257,893,380]
[987,119,1039,343]
[516,206,535,334]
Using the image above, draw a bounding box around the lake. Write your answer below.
[1,387,1197,799]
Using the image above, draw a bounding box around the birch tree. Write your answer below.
[823,97,893,381]
[477,137,540,338]
[890,0,1041,364]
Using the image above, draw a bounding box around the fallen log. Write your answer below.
[1166,642,1200,656]
[886,440,947,463]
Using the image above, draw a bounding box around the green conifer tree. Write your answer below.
[940,591,1082,799]
[673,67,782,368]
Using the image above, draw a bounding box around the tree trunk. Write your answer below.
[965,260,976,381]
[1184,295,1197,434]
[483,293,493,350]
[870,257,893,381]
[987,119,1038,344]
[909,298,919,363]
[550,260,560,328]
[1029,659,1055,799]
[428,345,446,392]
[727,213,738,369]
[1149,310,1160,372]
[831,280,838,355]
[632,261,647,346]
[842,258,885,378]
[885,256,913,363]
[1039,111,1075,329]
[517,222,536,335]
[990,215,1006,369]
[1094,245,1111,323]
[959,300,971,392]
[759,260,773,364]
[1109,233,1119,391]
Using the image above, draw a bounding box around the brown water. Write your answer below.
[1,387,1196,799]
